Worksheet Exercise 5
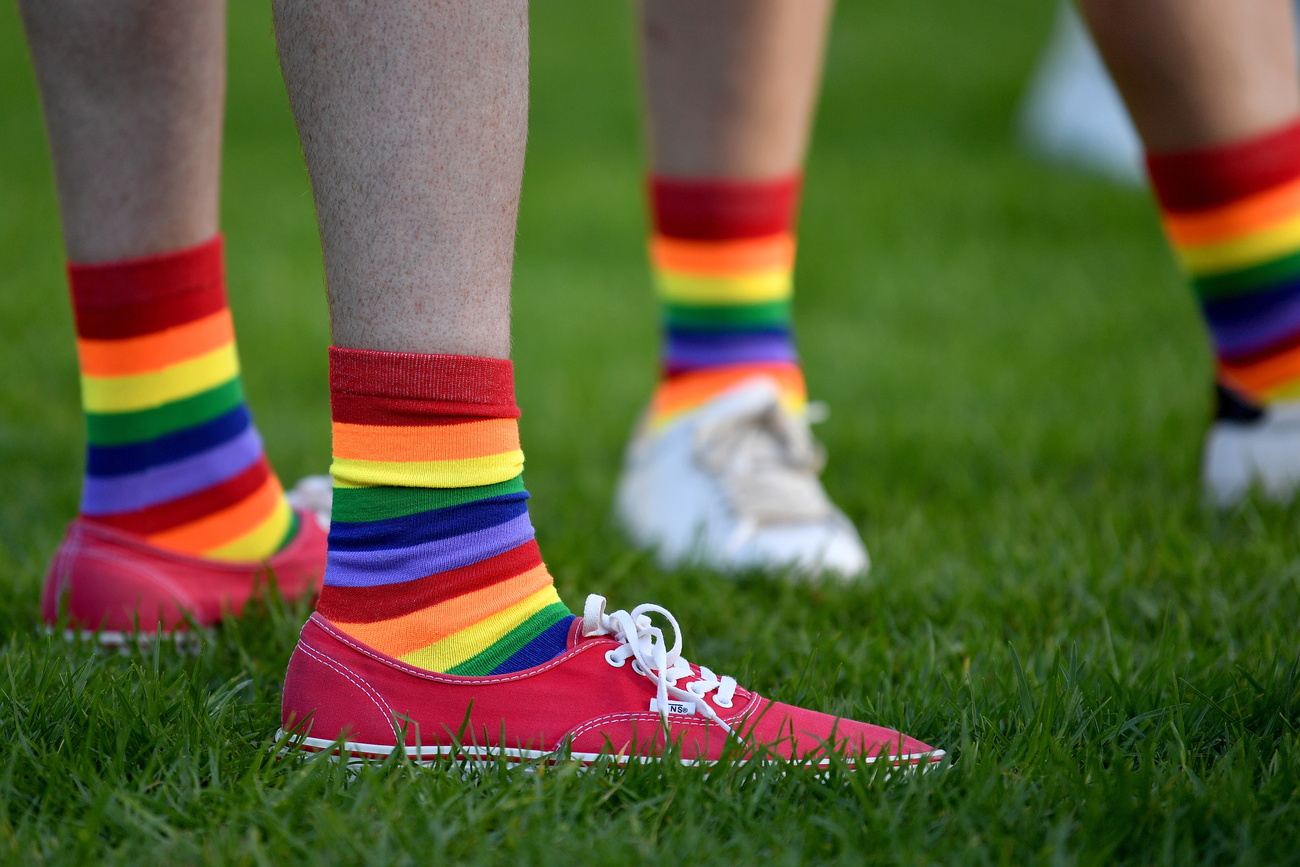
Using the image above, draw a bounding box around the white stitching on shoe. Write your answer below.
[311,616,603,685]
[581,595,742,733]
[566,712,705,740]
[564,708,760,744]
[75,520,275,572]
[297,640,395,728]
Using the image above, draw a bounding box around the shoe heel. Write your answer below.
[281,623,399,761]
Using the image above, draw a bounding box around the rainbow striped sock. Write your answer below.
[71,236,296,561]
[1148,118,1300,406]
[647,175,807,428]
[314,348,574,675]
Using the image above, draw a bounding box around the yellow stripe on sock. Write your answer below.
[654,269,792,305]
[653,388,807,431]
[1263,378,1300,402]
[327,564,553,659]
[80,343,240,413]
[1177,210,1300,275]
[204,496,293,561]
[330,450,525,489]
[398,585,562,671]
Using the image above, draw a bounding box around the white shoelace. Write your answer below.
[581,594,739,734]
[692,397,833,525]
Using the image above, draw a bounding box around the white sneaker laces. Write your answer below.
[582,594,739,734]
[693,397,833,526]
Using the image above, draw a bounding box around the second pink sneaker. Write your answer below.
[42,511,327,644]
[280,594,944,769]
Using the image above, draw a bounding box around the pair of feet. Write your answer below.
[38,374,923,769]
[42,375,1289,768]
[621,376,1300,575]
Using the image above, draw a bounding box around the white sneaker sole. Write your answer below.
[277,729,944,773]
[1203,405,1300,506]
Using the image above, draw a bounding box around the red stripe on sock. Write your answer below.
[329,392,520,425]
[82,458,271,536]
[72,284,228,340]
[1147,118,1300,212]
[315,539,544,623]
[69,236,227,340]
[650,174,802,240]
[325,345,517,421]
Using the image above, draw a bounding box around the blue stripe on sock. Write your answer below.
[488,615,575,674]
[326,493,530,552]
[85,405,251,477]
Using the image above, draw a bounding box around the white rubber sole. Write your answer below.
[44,625,209,652]
[1203,406,1300,506]
[277,729,945,772]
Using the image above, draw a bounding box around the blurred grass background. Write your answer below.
[0,1,1296,863]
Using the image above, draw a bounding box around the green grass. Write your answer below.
[1,1,1298,863]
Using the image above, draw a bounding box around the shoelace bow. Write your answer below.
[582,594,738,734]
[692,397,833,525]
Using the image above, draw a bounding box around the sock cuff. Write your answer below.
[68,236,227,340]
[328,347,519,421]
[650,174,802,240]
[68,235,225,307]
[1146,117,1300,212]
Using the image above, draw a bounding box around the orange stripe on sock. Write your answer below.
[1164,173,1300,247]
[331,417,520,463]
[325,563,552,658]
[650,233,796,276]
[146,474,284,554]
[76,310,235,377]
[1219,342,1300,398]
[651,363,806,421]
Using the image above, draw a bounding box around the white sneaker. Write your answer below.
[1203,387,1300,506]
[615,378,869,579]
[287,474,334,530]
[1018,1,1145,185]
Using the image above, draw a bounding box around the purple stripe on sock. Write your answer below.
[664,331,797,371]
[79,426,264,516]
[323,511,536,588]
[1206,287,1300,360]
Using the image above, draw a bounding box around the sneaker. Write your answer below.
[1018,1,1144,185]
[42,501,328,645]
[615,378,869,579]
[1203,383,1300,506]
[280,593,941,769]
[286,474,335,530]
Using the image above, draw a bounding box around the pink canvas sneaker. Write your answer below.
[42,511,327,644]
[280,593,944,769]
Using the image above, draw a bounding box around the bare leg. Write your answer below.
[641,0,833,178]
[1082,0,1300,507]
[273,1,526,358]
[17,0,225,263]
[620,0,868,578]
[23,0,312,623]
[1080,0,1299,150]
[270,0,938,765]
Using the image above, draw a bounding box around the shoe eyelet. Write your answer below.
[687,682,707,697]
[631,660,647,676]
[714,696,733,709]
[605,650,626,668]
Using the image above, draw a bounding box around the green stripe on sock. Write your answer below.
[331,475,527,523]
[445,602,571,676]
[665,300,792,330]
[1194,249,1300,300]
[85,378,245,446]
